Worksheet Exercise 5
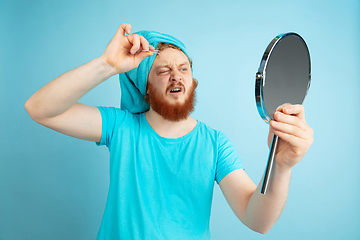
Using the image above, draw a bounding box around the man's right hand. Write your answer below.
[25,23,154,142]
[100,23,155,75]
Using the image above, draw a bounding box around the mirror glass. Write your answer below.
[256,33,311,122]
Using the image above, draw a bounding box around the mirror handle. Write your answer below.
[261,134,279,194]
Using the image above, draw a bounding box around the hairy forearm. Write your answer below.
[244,163,291,234]
[25,57,115,120]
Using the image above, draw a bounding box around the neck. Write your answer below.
[145,108,197,138]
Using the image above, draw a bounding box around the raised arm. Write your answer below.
[25,23,154,142]
[219,104,313,234]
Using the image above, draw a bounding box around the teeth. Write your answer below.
[171,88,181,92]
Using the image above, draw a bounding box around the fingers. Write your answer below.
[126,34,141,54]
[270,104,313,145]
[127,35,151,54]
[101,23,157,73]
[273,111,308,131]
[127,35,154,54]
[115,23,154,55]
[270,123,314,153]
[126,34,156,67]
[133,50,154,67]
[276,104,305,119]
[270,119,310,141]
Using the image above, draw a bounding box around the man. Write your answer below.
[25,23,314,239]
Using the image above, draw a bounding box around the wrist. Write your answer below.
[274,161,292,176]
[96,56,119,79]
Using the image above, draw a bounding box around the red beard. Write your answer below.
[146,80,197,122]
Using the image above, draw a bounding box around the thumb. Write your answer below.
[133,51,153,67]
[115,23,132,38]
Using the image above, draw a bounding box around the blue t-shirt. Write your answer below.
[96,107,243,240]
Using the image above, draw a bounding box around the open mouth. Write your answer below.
[170,87,182,93]
[168,85,184,95]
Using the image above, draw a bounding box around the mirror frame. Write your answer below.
[255,32,311,123]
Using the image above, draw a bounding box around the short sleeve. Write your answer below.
[215,132,244,184]
[96,107,127,147]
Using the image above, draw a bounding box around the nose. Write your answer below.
[171,70,182,82]
[171,76,182,82]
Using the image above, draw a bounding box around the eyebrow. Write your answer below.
[156,62,190,69]
[179,62,190,67]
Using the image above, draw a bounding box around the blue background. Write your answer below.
[1,0,359,239]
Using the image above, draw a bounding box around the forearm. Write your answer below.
[25,57,115,120]
[244,162,291,234]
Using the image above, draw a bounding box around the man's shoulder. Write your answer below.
[98,106,141,116]
[196,119,222,133]
[97,106,143,125]
[196,120,236,149]
[195,120,227,140]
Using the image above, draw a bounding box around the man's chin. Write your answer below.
[166,98,186,106]
[156,103,191,122]
[147,80,197,122]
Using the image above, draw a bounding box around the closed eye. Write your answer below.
[158,69,169,74]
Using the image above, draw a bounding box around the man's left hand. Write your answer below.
[268,104,314,171]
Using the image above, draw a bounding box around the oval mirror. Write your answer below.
[255,33,311,194]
